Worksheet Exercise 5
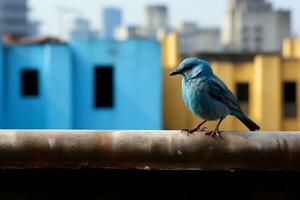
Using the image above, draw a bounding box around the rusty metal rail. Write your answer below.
[0,130,300,170]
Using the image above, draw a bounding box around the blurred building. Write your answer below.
[221,0,291,52]
[0,39,162,129]
[114,5,169,41]
[5,44,72,128]
[71,17,97,39]
[71,39,162,129]
[114,25,148,40]
[28,21,40,37]
[179,22,221,54]
[163,33,300,131]
[145,5,169,40]
[102,7,122,39]
[0,0,31,36]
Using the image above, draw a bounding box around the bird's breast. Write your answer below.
[182,80,230,120]
[182,80,206,113]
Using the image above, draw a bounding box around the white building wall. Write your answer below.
[239,12,278,52]
[221,0,291,52]
[145,5,170,40]
[180,28,221,54]
[145,5,168,31]
[221,11,234,50]
[276,11,291,49]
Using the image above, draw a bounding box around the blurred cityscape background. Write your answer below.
[0,0,299,130]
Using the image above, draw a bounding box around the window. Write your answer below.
[255,37,262,44]
[255,35,262,52]
[236,83,249,113]
[283,82,297,118]
[243,36,249,43]
[243,47,249,52]
[255,26,262,33]
[94,66,114,108]
[242,26,249,33]
[21,69,39,96]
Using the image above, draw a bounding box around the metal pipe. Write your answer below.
[0,130,300,170]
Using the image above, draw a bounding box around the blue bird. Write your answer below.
[170,57,260,137]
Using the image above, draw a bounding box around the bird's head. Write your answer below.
[169,57,213,80]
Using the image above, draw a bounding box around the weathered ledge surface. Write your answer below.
[0,130,299,171]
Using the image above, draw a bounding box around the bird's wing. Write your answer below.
[206,76,241,112]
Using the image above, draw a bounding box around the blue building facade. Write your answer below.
[71,39,162,129]
[0,39,162,130]
[5,45,72,129]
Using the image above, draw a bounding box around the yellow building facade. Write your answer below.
[162,33,300,131]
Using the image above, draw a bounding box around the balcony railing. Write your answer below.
[0,130,300,171]
[1,130,300,199]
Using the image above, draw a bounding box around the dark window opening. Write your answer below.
[283,82,297,118]
[94,66,114,108]
[255,26,262,33]
[21,69,39,96]
[255,37,262,42]
[243,36,249,43]
[236,83,249,114]
[242,26,249,33]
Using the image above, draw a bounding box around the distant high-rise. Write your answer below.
[102,7,122,39]
[179,22,221,54]
[221,0,291,52]
[0,0,30,36]
[145,5,169,39]
[28,21,40,37]
[114,25,148,40]
[71,17,97,39]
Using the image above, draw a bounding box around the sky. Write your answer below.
[29,0,300,39]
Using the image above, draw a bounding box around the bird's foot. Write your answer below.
[181,126,209,136]
[181,128,197,135]
[205,129,222,138]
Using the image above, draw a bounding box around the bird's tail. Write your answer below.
[233,112,260,131]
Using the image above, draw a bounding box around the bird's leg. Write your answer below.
[205,118,224,138]
[181,120,207,134]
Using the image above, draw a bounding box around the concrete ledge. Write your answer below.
[0,130,299,170]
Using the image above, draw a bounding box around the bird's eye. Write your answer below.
[184,64,196,72]
[187,63,197,69]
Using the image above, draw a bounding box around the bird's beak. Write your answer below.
[169,69,181,76]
